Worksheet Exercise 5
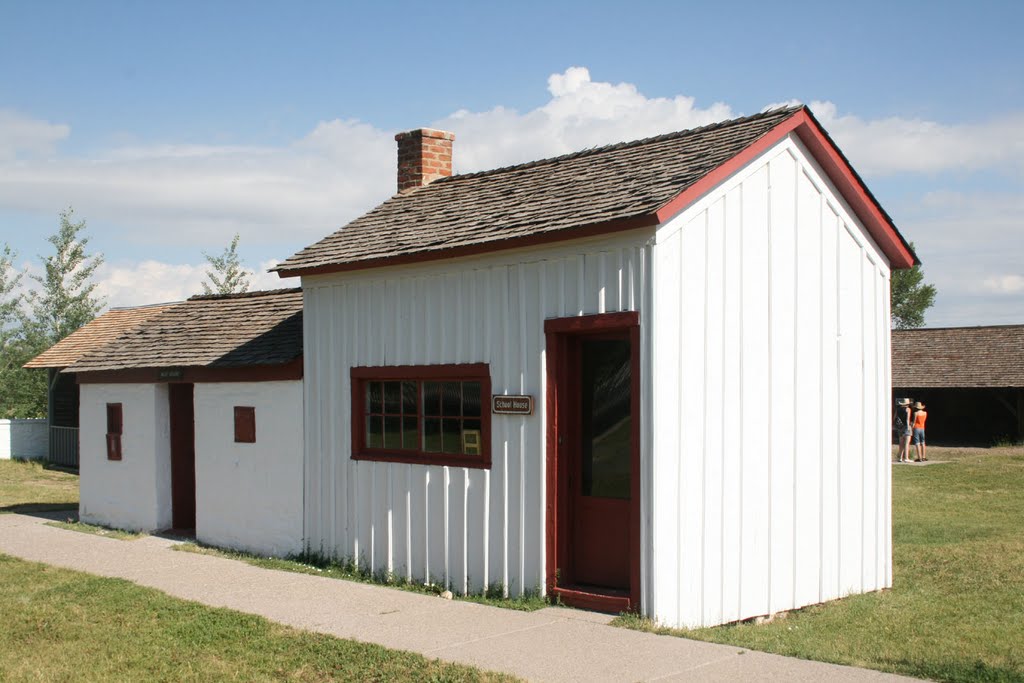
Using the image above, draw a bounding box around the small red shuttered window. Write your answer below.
[351,364,491,469]
[234,406,256,443]
[106,403,123,461]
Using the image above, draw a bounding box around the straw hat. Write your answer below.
[913,402,925,410]
[897,398,911,406]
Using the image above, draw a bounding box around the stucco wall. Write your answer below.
[194,381,304,557]
[79,383,172,531]
[0,419,48,460]
[650,134,893,628]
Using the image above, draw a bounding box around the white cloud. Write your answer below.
[94,260,205,308]
[894,191,1024,326]
[983,275,1024,294]
[0,109,70,161]
[2,68,1023,327]
[438,66,734,171]
[0,118,395,249]
[94,258,286,309]
[3,70,1021,252]
[809,101,1024,176]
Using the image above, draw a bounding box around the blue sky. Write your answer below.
[1,0,1022,325]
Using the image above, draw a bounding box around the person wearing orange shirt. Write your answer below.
[911,402,928,462]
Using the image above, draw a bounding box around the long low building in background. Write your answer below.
[892,324,1024,444]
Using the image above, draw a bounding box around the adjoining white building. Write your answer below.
[273,105,916,626]
[56,288,305,558]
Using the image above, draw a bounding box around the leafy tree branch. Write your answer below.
[202,233,251,295]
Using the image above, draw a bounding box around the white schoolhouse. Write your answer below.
[275,106,916,627]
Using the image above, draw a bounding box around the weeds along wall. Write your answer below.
[301,232,654,598]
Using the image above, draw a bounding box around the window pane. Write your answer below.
[383,416,401,449]
[402,381,417,415]
[366,415,383,449]
[462,382,481,417]
[580,339,632,499]
[463,418,481,432]
[402,416,418,449]
[441,382,461,416]
[367,382,382,414]
[383,382,401,414]
[423,418,441,453]
[442,418,462,453]
[424,382,441,416]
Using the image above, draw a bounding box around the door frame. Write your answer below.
[544,311,641,612]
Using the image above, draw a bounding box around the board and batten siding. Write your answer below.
[301,233,654,599]
[650,134,893,628]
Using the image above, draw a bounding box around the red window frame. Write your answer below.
[351,364,491,469]
[105,403,123,461]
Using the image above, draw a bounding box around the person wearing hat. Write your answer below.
[895,398,913,462]
[911,402,928,462]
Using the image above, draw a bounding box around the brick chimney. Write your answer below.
[395,128,455,193]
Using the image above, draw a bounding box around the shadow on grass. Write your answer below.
[40,462,79,475]
[5,457,78,475]
[0,503,78,517]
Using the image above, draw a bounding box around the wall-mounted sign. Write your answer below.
[158,368,185,380]
[492,394,534,415]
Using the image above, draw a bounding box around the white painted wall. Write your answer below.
[79,383,172,531]
[0,419,48,460]
[650,134,892,628]
[194,381,304,557]
[302,232,654,598]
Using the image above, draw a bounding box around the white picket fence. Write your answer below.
[0,419,48,460]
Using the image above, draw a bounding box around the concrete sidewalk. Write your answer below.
[0,512,916,682]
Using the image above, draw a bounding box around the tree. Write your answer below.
[0,243,22,337]
[0,244,33,418]
[0,209,105,418]
[201,233,251,295]
[890,242,936,329]
[27,207,105,344]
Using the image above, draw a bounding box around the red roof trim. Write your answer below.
[654,109,916,269]
[276,214,659,278]
[278,107,915,279]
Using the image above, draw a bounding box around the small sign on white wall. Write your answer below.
[491,395,534,415]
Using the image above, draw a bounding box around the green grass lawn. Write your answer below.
[614,445,1024,683]
[0,553,517,683]
[0,459,78,513]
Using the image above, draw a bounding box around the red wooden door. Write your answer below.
[568,334,632,589]
[169,383,196,530]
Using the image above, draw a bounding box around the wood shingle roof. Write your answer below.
[275,107,811,275]
[64,288,303,374]
[892,325,1024,388]
[24,304,175,369]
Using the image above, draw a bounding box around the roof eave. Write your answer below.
[273,213,661,279]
